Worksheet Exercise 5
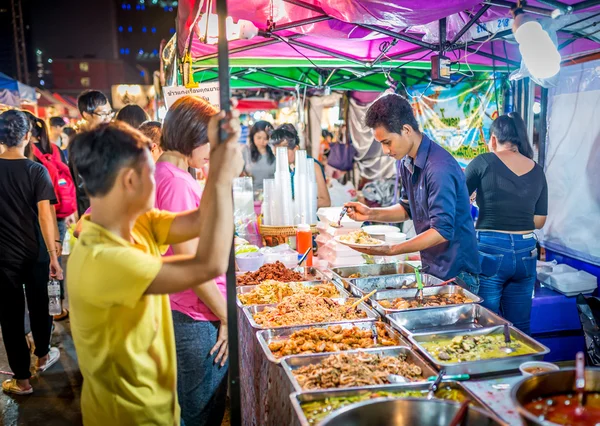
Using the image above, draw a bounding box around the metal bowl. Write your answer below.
[511,367,600,425]
[320,398,505,426]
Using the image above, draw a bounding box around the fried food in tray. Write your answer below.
[379,293,473,310]
[339,230,383,246]
[238,280,341,306]
[292,352,424,390]
[252,294,367,328]
[268,322,399,358]
[236,261,306,286]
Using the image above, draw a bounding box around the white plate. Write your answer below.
[334,235,387,249]
[362,225,401,236]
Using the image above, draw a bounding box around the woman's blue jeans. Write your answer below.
[476,231,538,335]
[173,311,228,426]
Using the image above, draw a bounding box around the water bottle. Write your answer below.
[48,279,62,316]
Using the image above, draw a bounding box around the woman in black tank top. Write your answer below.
[465,112,548,335]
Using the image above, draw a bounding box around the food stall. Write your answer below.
[171,0,600,424]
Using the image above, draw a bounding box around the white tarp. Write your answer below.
[541,60,600,265]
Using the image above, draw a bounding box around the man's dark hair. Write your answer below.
[77,90,109,116]
[49,116,66,128]
[365,94,420,134]
[161,96,216,156]
[68,122,150,197]
[0,110,31,148]
[116,104,149,129]
[138,121,162,146]
[249,120,274,163]
[270,123,300,148]
[62,126,77,138]
[490,112,534,160]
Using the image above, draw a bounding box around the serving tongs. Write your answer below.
[345,289,376,314]
[413,266,424,304]
[499,324,515,354]
[575,351,587,415]
[427,369,446,400]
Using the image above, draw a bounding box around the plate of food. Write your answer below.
[335,230,387,248]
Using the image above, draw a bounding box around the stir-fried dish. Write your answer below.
[237,261,306,286]
[301,387,469,424]
[252,294,367,327]
[292,352,424,390]
[421,334,537,363]
[238,280,340,305]
[378,293,473,310]
[267,322,400,358]
[339,230,383,246]
[524,393,600,426]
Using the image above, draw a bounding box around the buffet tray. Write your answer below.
[281,347,437,394]
[370,285,483,316]
[290,381,492,426]
[256,321,410,363]
[242,297,380,330]
[236,266,328,286]
[346,273,446,297]
[387,304,510,337]
[409,325,550,376]
[236,280,350,308]
[330,263,415,289]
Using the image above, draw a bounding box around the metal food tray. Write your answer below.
[290,381,493,426]
[236,266,327,286]
[236,280,349,308]
[330,263,415,289]
[281,347,437,394]
[347,273,446,297]
[256,321,410,363]
[370,285,483,316]
[242,297,380,330]
[409,325,550,376]
[387,304,510,337]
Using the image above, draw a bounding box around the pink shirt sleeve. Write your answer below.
[156,176,200,212]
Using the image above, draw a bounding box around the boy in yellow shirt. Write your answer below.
[66,113,242,426]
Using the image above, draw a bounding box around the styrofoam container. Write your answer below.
[542,270,597,297]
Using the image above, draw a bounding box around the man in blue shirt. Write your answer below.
[345,94,480,292]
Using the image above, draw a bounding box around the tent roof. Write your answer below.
[0,72,37,103]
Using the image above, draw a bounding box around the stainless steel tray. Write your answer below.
[256,321,410,363]
[281,347,437,393]
[330,263,415,289]
[242,297,380,330]
[236,266,327,286]
[236,280,349,308]
[370,285,483,316]
[290,381,492,426]
[347,273,446,297]
[387,304,510,337]
[409,325,550,376]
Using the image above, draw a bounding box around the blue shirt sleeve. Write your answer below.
[426,164,458,241]
[399,174,412,219]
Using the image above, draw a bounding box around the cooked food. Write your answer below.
[379,292,473,310]
[348,273,362,279]
[301,387,468,424]
[238,280,340,306]
[253,294,367,328]
[523,366,552,375]
[237,261,306,286]
[339,230,383,246]
[524,393,600,426]
[421,334,537,363]
[267,322,400,358]
[292,352,424,390]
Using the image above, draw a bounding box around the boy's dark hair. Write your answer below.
[365,94,420,134]
[138,121,162,146]
[249,120,274,163]
[270,123,300,148]
[68,122,150,197]
[0,110,31,148]
[49,116,66,128]
[161,96,217,156]
[77,90,109,116]
[115,104,149,129]
[490,112,534,160]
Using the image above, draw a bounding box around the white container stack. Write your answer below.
[273,147,294,225]
[293,150,309,225]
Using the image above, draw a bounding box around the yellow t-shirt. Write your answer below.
[67,209,179,426]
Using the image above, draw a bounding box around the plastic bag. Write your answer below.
[328,179,357,207]
[576,294,600,366]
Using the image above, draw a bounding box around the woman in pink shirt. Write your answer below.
[156,96,228,426]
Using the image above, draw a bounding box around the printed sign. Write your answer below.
[162,82,220,109]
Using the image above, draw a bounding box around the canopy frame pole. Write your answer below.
[573,0,600,11]
[268,15,331,32]
[195,34,305,62]
[465,46,521,66]
[285,38,369,66]
[215,1,242,426]
[451,5,491,44]
[253,69,318,87]
[484,0,554,16]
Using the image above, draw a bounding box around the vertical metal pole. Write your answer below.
[526,78,535,147]
[538,87,549,168]
[216,1,242,425]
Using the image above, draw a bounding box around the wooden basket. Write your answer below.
[259,224,319,247]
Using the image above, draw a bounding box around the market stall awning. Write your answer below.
[0,72,37,107]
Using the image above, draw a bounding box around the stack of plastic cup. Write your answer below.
[293,150,310,225]
[262,179,275,226]
[306,158,318,224]
[275,147,294,225]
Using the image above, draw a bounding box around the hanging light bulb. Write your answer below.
[512,10,561,80]
[198,13,258,45]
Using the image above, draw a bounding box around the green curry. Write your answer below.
[421,334,537,363]
[301,387,467,424]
